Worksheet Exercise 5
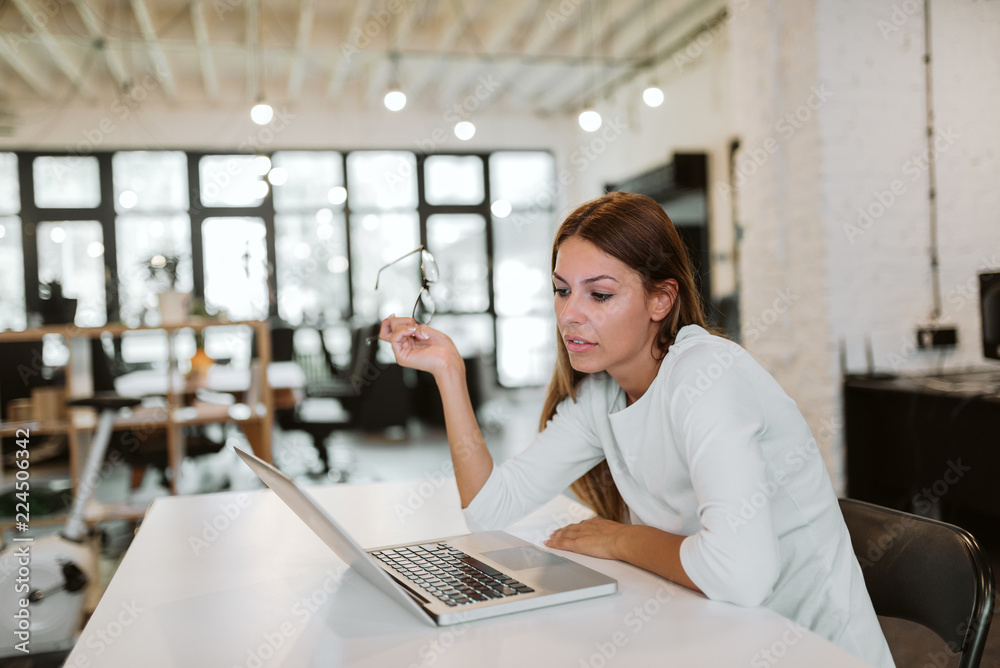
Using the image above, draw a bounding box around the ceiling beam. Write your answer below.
[69,0,130,91]
[190,0,219,100]
[12,0,94,99]
[480,0,607,113]
[408,0,490,101]
[438,0,543,106]
[520,0,646,112]
[0,31,52,97]
[326,0,376,101]
[129,0,177,101]
[286,0,316,101]
[547,0,727,115]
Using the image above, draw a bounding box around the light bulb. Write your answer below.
[118,190,138,209]
[267,167,288,186]
[251,103,273,125]
[643,86,664,107]
[252,155,272,175]
[578,109,602,132]
[327,186,347,205]
[384,90,406,111]
[454,121,476,140]
[491,199,512,218]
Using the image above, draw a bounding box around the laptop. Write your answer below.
[235,447,617,626]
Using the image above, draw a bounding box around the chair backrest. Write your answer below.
[0,340,49,418]
[839,498,994,668]
[340,323,379,393]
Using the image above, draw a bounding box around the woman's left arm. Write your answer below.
[545,519,702,593]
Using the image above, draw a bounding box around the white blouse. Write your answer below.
[464,324,894,668]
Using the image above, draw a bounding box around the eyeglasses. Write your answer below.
[367,245,439,342]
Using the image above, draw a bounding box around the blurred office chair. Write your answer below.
[839,498,994,668]
[275,324,379,476]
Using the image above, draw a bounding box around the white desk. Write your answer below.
[64,480,874,667]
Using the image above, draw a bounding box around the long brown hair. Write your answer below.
[539,191,713,522]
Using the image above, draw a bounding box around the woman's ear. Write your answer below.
[649,279,678,322]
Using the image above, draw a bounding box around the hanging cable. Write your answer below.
[924,0,942,321]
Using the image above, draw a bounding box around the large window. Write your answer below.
[490,152,558,386]
[1,149,557,387]
[272,151,350,326]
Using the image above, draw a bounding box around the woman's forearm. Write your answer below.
[434,360,494,508]
[614,526,703,594]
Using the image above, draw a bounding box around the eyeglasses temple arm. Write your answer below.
[373,244,424,290]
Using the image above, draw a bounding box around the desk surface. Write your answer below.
[65,479,873,667]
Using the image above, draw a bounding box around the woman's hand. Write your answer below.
[544,517,629,561]
[379,315,462,378]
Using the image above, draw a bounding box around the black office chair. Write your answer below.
[839,498,995,668]
[276,324,378,476]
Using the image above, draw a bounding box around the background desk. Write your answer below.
[64,479,873,667]
[844,368,1000,535]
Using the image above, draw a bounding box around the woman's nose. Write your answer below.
[557,292,585,326]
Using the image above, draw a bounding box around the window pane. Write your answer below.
[497,316,556,387]
[489,152,555,209]
[429,314,494,358]
[36,221,106,326]
[116,214,193,326]
[33,157,101,208]
[346,151,417,210]
[0,217,25,330]
[424,155,484,205]
[199,155,269,207]
[272,151,344,211]
[427,214,489,313]
[493,210,555,316]
[113,151,189,212]
[0,153,19,214]
[275,212,350,325]
[350,211,419,321]
[202,217,269,321]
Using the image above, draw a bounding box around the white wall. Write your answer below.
[729,0,1000,492]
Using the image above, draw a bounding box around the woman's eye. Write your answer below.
[592,293,612,302]
[553,287,569,297]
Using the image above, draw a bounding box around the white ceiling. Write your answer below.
[0,0,726,117]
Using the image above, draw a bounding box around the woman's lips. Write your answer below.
[565,337,597,353]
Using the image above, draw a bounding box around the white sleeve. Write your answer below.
[670,352,781,607]
[463,382,606,531]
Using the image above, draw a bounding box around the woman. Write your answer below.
[379,192,893,668]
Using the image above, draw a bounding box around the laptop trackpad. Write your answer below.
[483,546,568,571]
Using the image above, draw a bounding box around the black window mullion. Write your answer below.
[98,153,119,324]
[188,152,207,303]
[416,153,428,255]
[261,177,277,319]
[18,154,39,315]
[342,151,354,320]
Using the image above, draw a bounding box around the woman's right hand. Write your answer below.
[378,316,462,378]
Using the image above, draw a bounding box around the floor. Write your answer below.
[3,384,1000,667]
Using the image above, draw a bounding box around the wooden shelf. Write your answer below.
[0,420,71,437]
[0,318,265,342]
[0,319,275,520]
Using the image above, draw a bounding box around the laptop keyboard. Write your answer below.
[372,542,535,607]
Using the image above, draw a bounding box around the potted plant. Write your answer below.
[143,254,190,325]
[39,279,78,325]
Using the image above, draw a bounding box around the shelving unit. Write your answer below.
[0,318,273,524]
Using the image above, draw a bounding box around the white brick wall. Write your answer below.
[730,0,1000,492]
